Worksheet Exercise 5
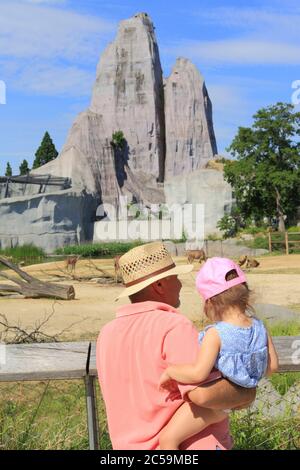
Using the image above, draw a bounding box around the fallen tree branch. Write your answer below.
[0,256,75,300]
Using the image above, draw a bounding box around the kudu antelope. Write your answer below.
[186,249,207,264]
[114,255,122,283]
[65,255,81,274]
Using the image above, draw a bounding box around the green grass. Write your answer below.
[230,409,300,450]
[55,241,144,258]
[0,244,45,267]
[242,231,300,254]
[0,320,299,450]
[267,321,300,337]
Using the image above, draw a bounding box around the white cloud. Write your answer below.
[167,5,300,67]
[196,8,299,35]
[0,0,116,96]
[11,62,95,97]
[0,1,115,61]
[165,39,300,66]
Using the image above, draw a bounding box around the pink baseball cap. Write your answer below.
[196,257,247,300]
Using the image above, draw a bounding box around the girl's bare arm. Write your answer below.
[266,332,279,376]
[159,328,220,386]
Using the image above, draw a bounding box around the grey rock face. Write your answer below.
[164,169,232,237]
[34,111,120,204]
[164,58,217,179]
[91,12,166,183]
[0,189,99,253]
[33,15,219,207]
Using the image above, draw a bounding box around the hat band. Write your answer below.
[124,263,176,287]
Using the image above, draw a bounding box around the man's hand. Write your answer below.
[187,378,256,410]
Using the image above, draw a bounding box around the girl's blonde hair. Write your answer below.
[204,269,254,322]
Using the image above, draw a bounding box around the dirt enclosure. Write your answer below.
[0,254,299,341]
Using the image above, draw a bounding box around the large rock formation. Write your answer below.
[90,13,166,183]
[32,13,218,209]
[1,12,230,250]
[164,58,217,179]
[33,13,166,208]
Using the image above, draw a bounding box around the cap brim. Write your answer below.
[115,264,194,300]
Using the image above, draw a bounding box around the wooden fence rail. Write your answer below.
[268,231,300,254]
[0,337,300,449]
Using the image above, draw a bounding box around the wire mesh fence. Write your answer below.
[0,374,299,450]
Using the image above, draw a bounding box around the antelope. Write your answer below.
[114,255,122,283]
[186,249,207,264]
[246,257,260,268]
[238,255,248,267]
[65,255,81,273]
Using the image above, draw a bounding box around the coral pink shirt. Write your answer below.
[96,301,232,450]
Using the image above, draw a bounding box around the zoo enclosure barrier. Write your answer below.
[0,337,299,450]
[268,231,300,254]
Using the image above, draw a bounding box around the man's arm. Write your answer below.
[187,378,256,410]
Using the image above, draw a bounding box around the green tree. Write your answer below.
[225,102,300,232]
[5,162,12,177]
[32,131,58,169]
[111,130,126,149]
[19,159,30,175]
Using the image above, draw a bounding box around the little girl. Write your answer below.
[159,257,279,450]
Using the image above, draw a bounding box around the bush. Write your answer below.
[287,226,300,232]
[55,242,144,258]
[206,233,222,241]
[217,215,237,239]
[111,130,126,149]
[239,226,266,236]
[0,244,45,265]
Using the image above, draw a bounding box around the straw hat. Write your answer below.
[116,241,193,299]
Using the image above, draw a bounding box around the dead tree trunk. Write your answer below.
[0,256,75,300]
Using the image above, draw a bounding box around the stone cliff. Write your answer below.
[32,13,217,209]
[164,58,217,179]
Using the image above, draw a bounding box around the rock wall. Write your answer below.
[33,13,166,206]
[164,58,217,179]
[10,13,229,250]
[90,12,166,183]
[0,190,99,253]
[32,14,218,209]
[164,169,232,237]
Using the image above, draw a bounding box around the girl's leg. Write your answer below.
[159,402,227,450]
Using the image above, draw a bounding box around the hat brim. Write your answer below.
[115,264,194,300]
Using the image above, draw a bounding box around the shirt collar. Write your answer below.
[116,301,179,318]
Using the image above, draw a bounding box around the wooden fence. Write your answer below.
[0,337,300,449]
[268,232,300,254]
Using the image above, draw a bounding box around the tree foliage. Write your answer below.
[224,102,300,231]
[111,130,126,149]
[19,159,30,175]
[32,131,58,169]
[5,162,12,177]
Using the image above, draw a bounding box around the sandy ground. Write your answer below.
[0,254,299,340]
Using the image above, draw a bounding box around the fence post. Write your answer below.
[85,342,100,450]
[268,231,272,253]
[85,375,100,450]
[285,232,289,255]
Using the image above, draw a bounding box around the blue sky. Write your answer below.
[0,0,299,174]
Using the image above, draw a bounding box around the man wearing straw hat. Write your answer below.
[96,242,255,450]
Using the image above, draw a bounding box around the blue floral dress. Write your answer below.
[198,318,268,388]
